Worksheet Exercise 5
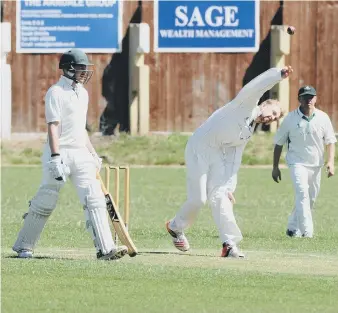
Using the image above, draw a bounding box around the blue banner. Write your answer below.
[16,0,122,53]
[154,0,259,52]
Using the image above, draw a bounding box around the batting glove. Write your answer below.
[47,155,69,182]
[91,153,103,172]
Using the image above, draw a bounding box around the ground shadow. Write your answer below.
[4,255,76,261]
[99,1,142,135]
[242,1,284,131]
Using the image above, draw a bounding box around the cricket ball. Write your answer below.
[287,26,296,35]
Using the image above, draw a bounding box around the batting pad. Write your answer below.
[12,211,49,252]
[84,206,115,255]
[30,187,59,216]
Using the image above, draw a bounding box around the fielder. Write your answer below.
[166,66,293,258]
[272,86,336,238]
[12,49,128,260]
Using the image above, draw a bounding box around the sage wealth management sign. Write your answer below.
[154,0,260,52]
[16,0,122,53]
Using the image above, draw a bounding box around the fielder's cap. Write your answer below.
[298,85,317,97]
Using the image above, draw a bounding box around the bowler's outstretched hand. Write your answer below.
[281,66,293,79]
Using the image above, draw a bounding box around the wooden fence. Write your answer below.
[3,1,338,132]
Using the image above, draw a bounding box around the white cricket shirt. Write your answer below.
[190,68,283,150]
[274,108,337,167]
[45,76,89,148]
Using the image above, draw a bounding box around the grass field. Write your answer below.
[1,133,290,166]
[1,166,338,313]
[2,133,337,166]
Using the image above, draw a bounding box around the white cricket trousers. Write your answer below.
[169,140,243,245]
[288,164,322,236]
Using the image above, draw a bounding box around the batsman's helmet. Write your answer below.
[59,49,93,84]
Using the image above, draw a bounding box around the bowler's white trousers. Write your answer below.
[288,164,322,236]
[169,140,244,245]
[13,144,115,255]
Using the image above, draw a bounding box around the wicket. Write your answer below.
[104,165,130,230]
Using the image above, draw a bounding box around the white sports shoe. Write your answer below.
[221,244,245,258]
[302,232,313,238]
[166,221,190,252]
[97,246,128,260]
[17,250,33,258]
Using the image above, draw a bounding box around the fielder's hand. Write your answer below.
[272,167,282,183]
[326,162,335,178]
[47,155,69,182]
[281,66,293,79]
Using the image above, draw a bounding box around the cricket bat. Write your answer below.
[96,173,138,257]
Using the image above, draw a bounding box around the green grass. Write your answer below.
[2,133,337,166]
[2,167,338,313]
[1,133,292,166]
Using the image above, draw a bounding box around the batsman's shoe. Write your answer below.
[221,243,245,258]
[17,249,33,259]
[286,229,301,238]
[97,245,128,261]
[166,221,190,252]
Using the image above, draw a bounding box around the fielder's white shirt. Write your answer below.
[274,108,337,167]
[190,68,283,150]
[45,76,88,148]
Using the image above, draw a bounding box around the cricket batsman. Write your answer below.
[166,66,293,258]
[12,49,128,260]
